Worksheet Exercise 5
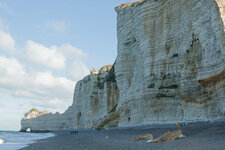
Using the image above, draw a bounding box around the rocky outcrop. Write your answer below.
[20,107,75,132]
[21,0,225,131]
[23,108,50,120]
[152,129,182,143]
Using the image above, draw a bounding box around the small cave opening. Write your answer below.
[128,117,131,122]
[77,112,82,126]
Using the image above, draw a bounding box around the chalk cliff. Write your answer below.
[21,0,225,131]
[115,0,225,126]
[21,65,120,131]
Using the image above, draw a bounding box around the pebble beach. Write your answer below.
[21,121,225,150]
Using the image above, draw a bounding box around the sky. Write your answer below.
[0,0,132,131]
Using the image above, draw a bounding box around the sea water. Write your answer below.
[0,131,54,150]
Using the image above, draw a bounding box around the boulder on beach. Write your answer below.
[152,129,183,143]
[132,134,153,141]
[176,122,182,128]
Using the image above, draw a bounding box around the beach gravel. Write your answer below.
[21,121,225,150]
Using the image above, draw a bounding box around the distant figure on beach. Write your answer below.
[70,130,78,135]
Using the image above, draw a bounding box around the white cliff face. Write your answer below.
[21,0,225,131]
[21,65,120,131]
[115,0,225,127]
[71,65,119,129]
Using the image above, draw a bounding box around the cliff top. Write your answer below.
[116,0,144,9]
[90,65,113,75]
[99,65,112,73]
[24,108,50,119]
[25,108,40,115]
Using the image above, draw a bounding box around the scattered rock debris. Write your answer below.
[132,134,153,141]
[146,138,153,143]
[176,122,182,128]
[191,124,196,127]
[152,129,183,143]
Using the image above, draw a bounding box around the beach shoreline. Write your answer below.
[20,121,225,150]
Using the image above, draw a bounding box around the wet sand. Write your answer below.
[21,121,225,150]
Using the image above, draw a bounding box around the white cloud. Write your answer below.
[32,72,75,99]
[52,44,87,59]
[46,20,66,33]
[25,40,66,70]
[68,60,90,80]
[0,30,89,118]
[0,6,91,130]
[32,98,69,109]
[24,41,90,80]
[0,30,15,53]
[51,44,90,80]
[0,56,25,89]
[0,56,74,110]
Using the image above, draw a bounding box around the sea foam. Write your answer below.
[0,131,54,149]
[0,139,4,144]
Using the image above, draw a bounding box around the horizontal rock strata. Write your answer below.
[115,0,225,127]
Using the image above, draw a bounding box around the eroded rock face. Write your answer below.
[21,0,225,131]
[115,0,225,127]
[21,107,75,132]
[21,65,120,131]
[71,65,120,129]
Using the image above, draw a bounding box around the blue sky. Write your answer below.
[0,0,131,131]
